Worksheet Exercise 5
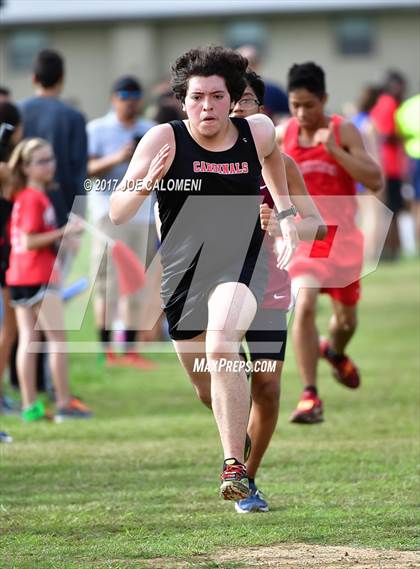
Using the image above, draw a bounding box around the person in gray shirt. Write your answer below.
[87,76,157,370]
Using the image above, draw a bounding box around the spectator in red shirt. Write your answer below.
[6,138,92,422]
[371,70,407,260]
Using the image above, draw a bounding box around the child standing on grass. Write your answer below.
[5,138,92,422]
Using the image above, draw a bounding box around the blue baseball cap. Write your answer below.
[112,76,142,97]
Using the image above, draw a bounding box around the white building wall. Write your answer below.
[0,10,418,120]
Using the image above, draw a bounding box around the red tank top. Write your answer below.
[283,115,358,227]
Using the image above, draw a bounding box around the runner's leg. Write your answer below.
[206,282,257,462]
[328,298,357,354]
[246,361,282,478]
[173,332,211,408]
[292,277,321,389]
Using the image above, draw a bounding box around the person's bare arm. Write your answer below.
[275,121,287,151]
[314,121,383,192]
[260,154,327,241]
[363,121,381,164]
[248,114,299,268]
[0,163,14,200]
[285,154,327,240]
[23,227,65,250]
[109,124,174,225]
[249,114,292,212]
[23,221,82,250]
[88,142,136,177]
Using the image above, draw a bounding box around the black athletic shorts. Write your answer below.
[385,177,404,214]
[162,257,268,341]
[9,284,59,307]
[242,308,287,362]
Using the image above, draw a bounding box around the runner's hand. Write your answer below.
[260,203,281,237]
[276,217,299,268]
[142,144,171,191]
[313,122,337,154]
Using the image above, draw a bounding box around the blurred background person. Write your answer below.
[19,49,87,275]
[0,87,11,104]
[146,78,186,123]
[151,94,186,124]
[18,49,88,398]
[6,138,91,422]
[396,93,420,253]
[351,84,384,264]
[370,70,407,260]
[0,100,22,415]
[236,44,289,124]
[87,76,157,368]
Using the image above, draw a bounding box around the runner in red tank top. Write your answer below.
[276,62,383,424]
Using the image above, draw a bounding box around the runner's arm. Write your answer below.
[284,155,327,240]
[248,114,299,268]
[249,114,293,212]
[260,155,327,241]
[328,122,383,192]
[109,124,174,225]
[275,122,287,151]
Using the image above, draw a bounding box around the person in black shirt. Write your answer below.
[0,101,21,416]
[110,46,299,501]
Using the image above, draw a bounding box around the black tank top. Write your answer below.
[157,118,266,295]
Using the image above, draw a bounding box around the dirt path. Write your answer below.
[143,543,419,568]
[215,543,419,568]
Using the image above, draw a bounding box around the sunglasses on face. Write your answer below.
[116,91,141,100]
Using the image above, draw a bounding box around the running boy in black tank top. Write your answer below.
[110,47,299,502]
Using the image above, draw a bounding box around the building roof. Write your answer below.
[1,0,419,26]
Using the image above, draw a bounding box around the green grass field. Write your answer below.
[0,259,419,568]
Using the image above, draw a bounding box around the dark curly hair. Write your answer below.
[244,70,265,105]
[287,62,326,98]
[171,46,248,104]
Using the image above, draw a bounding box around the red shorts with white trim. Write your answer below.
[289,226,363,307]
